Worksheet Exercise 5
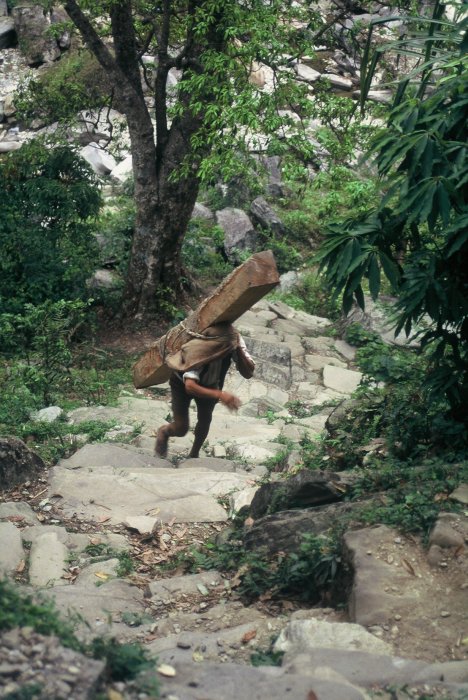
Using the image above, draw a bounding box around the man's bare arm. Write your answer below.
[184,379,241,411]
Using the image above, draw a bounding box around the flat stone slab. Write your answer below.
[0,501,36,523]
[178,457,240,472]
[284,648,428,686]
[29,531,69,587]
[74,558,120,585]
[49,465,256,523]
[21,525,128,552]
[149,661,367,700]
[305,354,347,371]
[274,618,392,656]
[149,571,224,603]
[58,442,171,470]
[67,396,169,436]
[0,522,24,574]
[44,578,145,639]
[323,365,363,394]
[344,526,420,626]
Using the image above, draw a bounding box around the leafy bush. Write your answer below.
[317,9,468,417]
[0,140,101,313]
[270,269,341,320]
[185,531,343,603]
[0,300,89,405]
[15,50,112,124]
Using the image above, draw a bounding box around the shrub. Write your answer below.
[0,140,101,313]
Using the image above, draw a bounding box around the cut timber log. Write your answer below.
[133,250,279,388]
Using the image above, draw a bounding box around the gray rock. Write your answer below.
[294,63,321,82]
[284,649,428,686]
[146,661,367,700]
[334,339,357,361]
[413,660,468,683]
[0,501,36,523]
[124,515,160,535]
[274,618,392,655]
[74,557,120,585]
[0,17,16,49]
[305,354,346,371]
[325,399,358,437]
[216,207,257,262]
[29,531,69,587]
[0,628,105,700]
[148,571,223,603]
[50,5,71,49]
[110,154,133,183]
[44,578,145,638]
[249,469,343,519]
[268,300,296,320]
[322,73,353,90]
[0,522,24,574]
[244,502,359,555]
[344,296,420,348]
[31,405,64,423]
[0,140,22,152]
[12,4,61,65]
[0,0,8,16]
[86,269,121,290]
[191,202,214,221]
[178,457,239,472]
[323,365,362,394]
[48,462,253,523]
[79,143,117,176]
[250,196,286,236]
[279,271,299,292]
[58,442,170,470]
[429,516,464,549]
[450,483,468,505]
[344,526,419,626]
[254,154,283,197]
[0,437,45,489]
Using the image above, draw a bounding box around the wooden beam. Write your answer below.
[133,250,279,388]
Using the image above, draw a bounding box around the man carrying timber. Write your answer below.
[154,322,255,459]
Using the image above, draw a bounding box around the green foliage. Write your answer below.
[251,644,284,667]
[182,219,232,283]
[89,638,155,683]
[354,456,467,538]
[270,269,341,320]
[0,579,83,651]
[96,195,136,274]
[0,140,101,313]
[317,9,468,416]
[0,579,157,686]
[3,685,43,700]
[279,166,379,245]
[15,50,112,125]
[185,531,343,603]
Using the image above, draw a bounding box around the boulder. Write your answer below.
[254,154,283,197]
[0,437,45,489]
[0,140,21,152]
[322,73,353,90]
[191,202,215,221]
[216,208,257,262]
[12,4,61,65]
[79,143,117,176]
[51,6,71,49]
[0,16,16,49]
[250,196,286,236]
[323,365,362,394]
[249,470,343,518]
[294,63,321,82]
[244,502,359,555]
[31,406,64,423]
[275,618,392,656]
[110,155,133,183]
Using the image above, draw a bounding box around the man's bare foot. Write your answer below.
[155,428,168,458]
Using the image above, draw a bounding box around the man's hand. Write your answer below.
[219,391,241,412]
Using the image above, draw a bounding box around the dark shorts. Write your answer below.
[169,374,218,427]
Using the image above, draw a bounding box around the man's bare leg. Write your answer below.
[189,398,217,458]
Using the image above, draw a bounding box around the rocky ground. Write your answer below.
[1,299,467,700]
